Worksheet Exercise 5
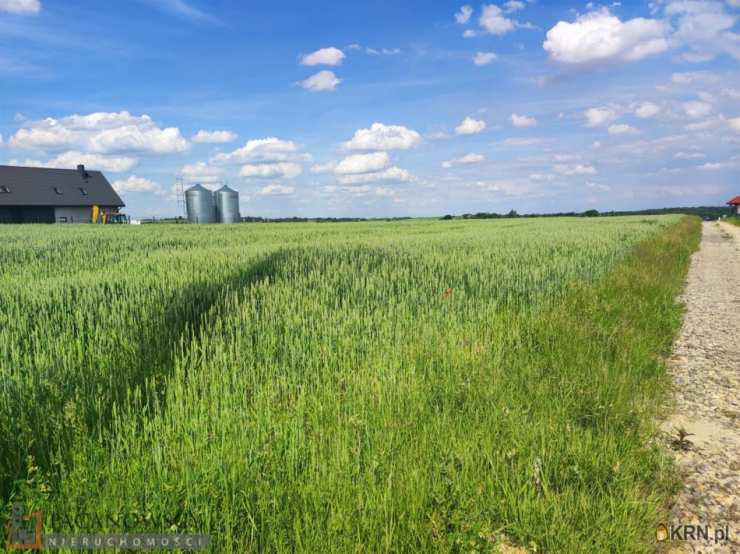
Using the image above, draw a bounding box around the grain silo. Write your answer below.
[215,185,240,223]
[185,184,216,223]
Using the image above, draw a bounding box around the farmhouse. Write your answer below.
[0,164,124,224]
[728,195,740,216]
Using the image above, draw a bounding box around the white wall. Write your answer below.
[54,207,93,224]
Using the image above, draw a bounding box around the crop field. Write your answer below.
[0,215,699,553]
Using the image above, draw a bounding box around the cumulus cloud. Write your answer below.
[608,123,639,135]
[211,138,307,164]
[257,183,294,196]
[442,153,484,168]
[10,111,189,155]
[0,0,40,15]
[333,152,390,174]
[344,123,421,151]
[502,137,542,146]
[503,0,525,12]
[191,130,237,144]
[584,106,620,127]
[8,151,137,173]
[473,51,497,65]
[298,70,341,92]
[337,166,413,185]
[111,175,163,194]
[671,71,720,84]
[510,113,537,127]
[301,47,345,66]
[729,117,740,132]
[479,4,515,35]
[455,5,473,24]
[635,102,660,118]
[683,101,712,119]
[665,1,740,62]
[455,116,487,135]
[554,163,597,175]
[543,8,670,65]
[239,162,303,179]
[180,161,224,183]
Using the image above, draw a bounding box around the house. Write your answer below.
[0,164,124,224]
[728,196,740,216]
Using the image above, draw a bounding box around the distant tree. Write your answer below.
[506,209,519,218]
[582,209,600,217]
[441,214,454,220]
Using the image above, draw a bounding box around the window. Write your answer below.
[53,187,62,195]
[0,185,10,193]
[79,187,89,196]
[58,216,68,223]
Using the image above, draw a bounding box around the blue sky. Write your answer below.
[1,0,739,218]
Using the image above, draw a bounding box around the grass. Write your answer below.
[0,215,700,553]
[724,216,740,227]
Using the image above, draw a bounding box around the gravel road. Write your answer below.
[664,221,740,553]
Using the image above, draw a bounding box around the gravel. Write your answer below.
[663,221,740,553]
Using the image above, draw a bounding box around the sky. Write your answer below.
[1,0,739,219]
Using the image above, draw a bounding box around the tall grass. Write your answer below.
[0,216,699,552]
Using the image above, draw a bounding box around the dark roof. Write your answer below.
[0,165,124,207]
[727,196,740,206]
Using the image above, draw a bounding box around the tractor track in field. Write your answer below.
[663,221,740,553]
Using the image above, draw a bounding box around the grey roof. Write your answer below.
[0,165,124,207]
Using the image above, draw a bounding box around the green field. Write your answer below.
[0,216,699,553]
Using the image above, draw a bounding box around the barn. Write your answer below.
[728,195,740,216]
[0,164,124,224]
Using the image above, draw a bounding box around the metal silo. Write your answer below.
[215,185,240,224]
[185,184,216,223]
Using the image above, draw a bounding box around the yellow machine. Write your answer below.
[91,205,129,224]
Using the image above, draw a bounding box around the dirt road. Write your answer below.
[664,221,740,553]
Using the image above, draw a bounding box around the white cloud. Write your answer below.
[212,138,306,164]
[665,1,740,62]
[671,71,720,84]
[191,130,237,144]
[455,5,473,24]
[729,117,740,132]
[674,151,706,159]
[455,116,486,135]
[240,162,302,179]
[584,106,620,127]
[479,4,515,35]
[0,134,3,147]
[51,151,137,173]
[0,0,40,15]
[683,101,712,119]
[721,88,740,100]
[442,153,484,168]
[334,152,389,174]
[257,183,294,196]
[510,113,537,127]
[111,175,163,194]
[635,101,660,118]
[587,182,612,192]
[8,151,137,173]
[181,161,224,183]
[504,1,525,13]
[10,111,189,155]
[473,51,497,65]
[463,29,478,38]
[300,47,345,66]
[365,47,401,55]
[543,8,670,64]
[697,162,724,170]
[344,122,421,150]
[337,166,413,185]
[608,123,639,135]
[298,70,341,92]
[554,163,597,175]
[502,137,542,146]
